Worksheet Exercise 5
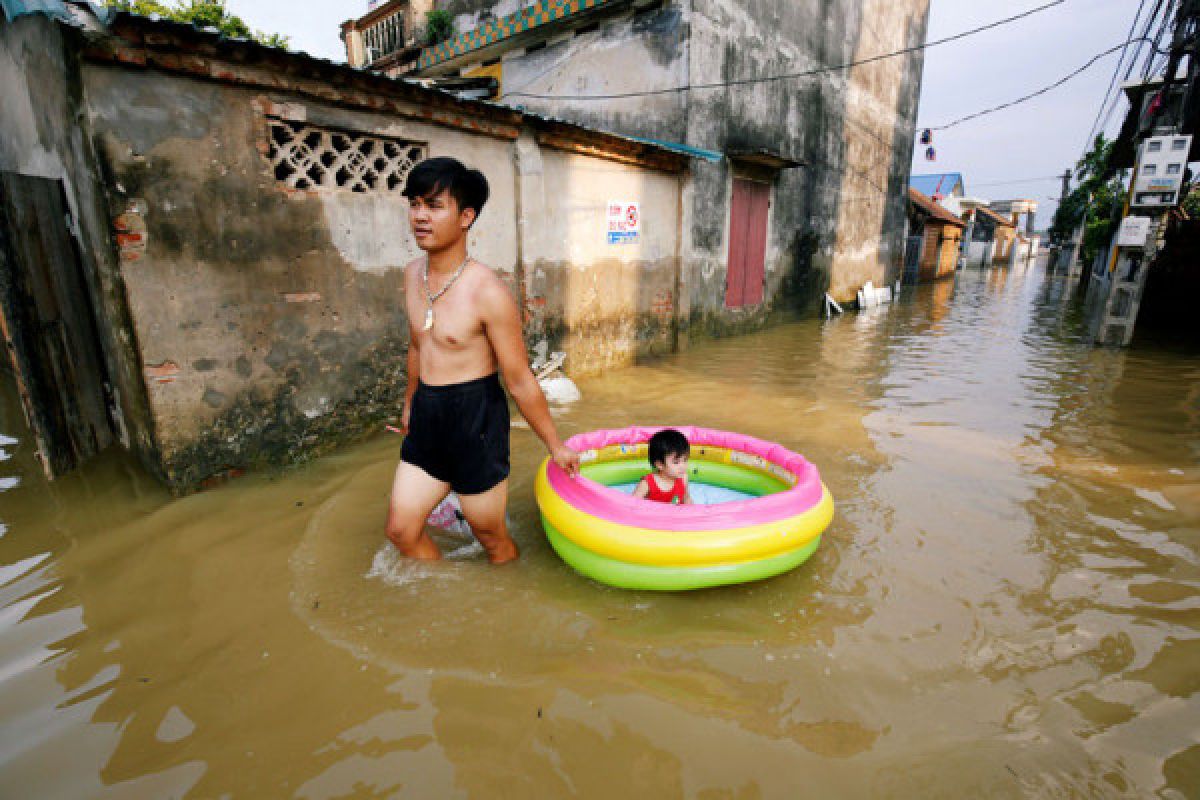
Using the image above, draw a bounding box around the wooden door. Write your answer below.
[0,173,115,477]
[725,178,770,308]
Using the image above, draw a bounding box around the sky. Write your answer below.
[230,0,1141,229]
[911,0,1142,229]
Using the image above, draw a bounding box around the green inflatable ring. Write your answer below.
[543,518,822,591]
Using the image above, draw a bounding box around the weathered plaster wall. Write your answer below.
[520,145,681,372]
[0,15,156,474]
[498,5,689,144]
[81,64,519,490]
[686,0,928,316]
[826,0,928,300]
[442,0,528,32]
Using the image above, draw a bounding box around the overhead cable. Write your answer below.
[1082,0,1152,148]
[927,40,1161,132]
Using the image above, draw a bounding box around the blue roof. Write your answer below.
[910,173,965,197]
[1,0,66,20]
[2,0,108,22]
[625,136,724,163]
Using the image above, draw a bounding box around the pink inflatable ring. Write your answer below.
[535,426,834,590]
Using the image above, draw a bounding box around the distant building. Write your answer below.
[341,0,435,76]
[964,206,1017,267]
[988,198,1038,235]
[906,187,964,281]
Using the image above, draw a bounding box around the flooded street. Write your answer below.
[1,261,1198,798]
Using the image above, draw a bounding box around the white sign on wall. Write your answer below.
[607,201,640,244]
[1117,215,1153,248]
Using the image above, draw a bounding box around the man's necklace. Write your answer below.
[421,253,470,331]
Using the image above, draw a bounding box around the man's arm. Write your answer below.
[480,278,580,475]
[401,262,421,432]
[402,332,419,431]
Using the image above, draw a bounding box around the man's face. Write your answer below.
[408,187,476,252]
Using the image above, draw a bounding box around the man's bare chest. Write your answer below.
[407,290,483,350]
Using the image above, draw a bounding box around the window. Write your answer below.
[1148,140,1163,152]
[266,118,426,192]
[1172,138,1188,151]
[364,12,404,62]
[1143,164,1157,176]
[1167,163,1181,175]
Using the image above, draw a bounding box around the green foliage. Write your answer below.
[1049,134,1126,264]
[102,0,289,48]
[1182,187,1200,219]
[424,10,454,45]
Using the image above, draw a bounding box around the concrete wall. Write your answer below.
[965,239,994,269]
[485,0,929,329]
[520,142,681,371]
[442,0,537,33]
[498,4,689,144]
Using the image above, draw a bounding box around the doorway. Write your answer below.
[0,172,117,478]
[725,177,771,308]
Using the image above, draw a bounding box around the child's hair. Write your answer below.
[648,428,690,468]
[402,156,489,223]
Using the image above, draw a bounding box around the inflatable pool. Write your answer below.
[535,426,834,591]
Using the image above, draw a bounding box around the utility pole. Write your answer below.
[1088,0,1199,345]
[1053,168,1083,275]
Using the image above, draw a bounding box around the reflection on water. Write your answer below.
[1,262,1198,797]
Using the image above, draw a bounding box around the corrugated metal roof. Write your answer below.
[598,134,723,163]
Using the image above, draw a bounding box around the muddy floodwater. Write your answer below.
[1,262,1198,798]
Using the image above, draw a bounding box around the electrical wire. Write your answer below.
[503,0,1067,101]
[927,40,1156,131]
[1082,0,1151,148]
[972,175,1063,188]
[1089,0,1170,144]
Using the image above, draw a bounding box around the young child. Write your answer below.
[633,429,694,504]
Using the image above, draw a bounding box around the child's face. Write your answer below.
[657,452,689,480]
[408,188,475,252]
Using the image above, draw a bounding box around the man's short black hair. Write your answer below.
[403,156,489,222]
[648,429,690,468]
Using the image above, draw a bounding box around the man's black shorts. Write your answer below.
[401,373,511,495]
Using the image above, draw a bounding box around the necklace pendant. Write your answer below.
[423,308,434,331]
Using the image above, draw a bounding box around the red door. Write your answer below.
[725,178,770,308]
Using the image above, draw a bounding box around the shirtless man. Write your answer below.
[386,156,580,564]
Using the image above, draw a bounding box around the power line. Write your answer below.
[972,175,1063,188]
[1082,0,1151,149]
[927,40,1157,132]
[1090,0,1170,148]
[503,0,1066,102]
